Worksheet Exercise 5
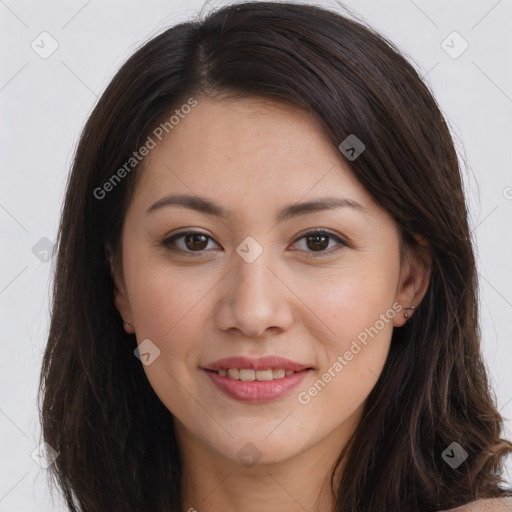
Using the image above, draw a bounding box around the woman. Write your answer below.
[38,1,512,511]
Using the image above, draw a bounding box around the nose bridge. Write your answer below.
[215,239,294,337]
[232,242,278,310]
[236,248,272,295]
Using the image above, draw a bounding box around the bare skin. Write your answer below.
[112,95,433,511]
[443,498,512,511]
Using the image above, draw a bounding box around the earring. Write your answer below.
[403,306,415,319]
[124,321,131,327]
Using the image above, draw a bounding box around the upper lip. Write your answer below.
[202,356,312,372]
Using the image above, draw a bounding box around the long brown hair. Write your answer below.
[38,2,512,510]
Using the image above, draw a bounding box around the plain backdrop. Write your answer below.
[1,0,511,510]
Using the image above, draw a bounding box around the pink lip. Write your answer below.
[201,356,313,403]
[204,368,311,403]
[203,355,311,372]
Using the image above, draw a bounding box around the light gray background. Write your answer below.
[1,0,511,510]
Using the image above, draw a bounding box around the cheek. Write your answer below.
[296,289,395,424]
[304,261,399,347]
[125,258,215,342]
[293,260,398,409]
[125,265,210,415]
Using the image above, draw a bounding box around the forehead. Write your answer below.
[130,95,374,214]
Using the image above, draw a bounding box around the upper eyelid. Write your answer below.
[163,229,347,251]
[163,230,220,246]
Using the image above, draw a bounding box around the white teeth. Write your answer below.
[239,369,256,381]
[256,369,273,381]
[227,368,240,379]
[217,368,297,380]
[272,368,286,379]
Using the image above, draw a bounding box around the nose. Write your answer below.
[214,247,295,339]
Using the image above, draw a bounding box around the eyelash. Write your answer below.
[160,229,347,257]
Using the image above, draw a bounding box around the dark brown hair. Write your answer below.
[38,1,512,510]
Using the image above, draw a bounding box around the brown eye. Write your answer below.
[162,231,219,253]
[306,233,330,251]
[183,233,209,251]
[162,229,346,257]
[292,230,346,255]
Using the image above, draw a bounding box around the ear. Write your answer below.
[394,235,431,327]
[106,245,135,334]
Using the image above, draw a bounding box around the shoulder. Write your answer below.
[441,497,512,511]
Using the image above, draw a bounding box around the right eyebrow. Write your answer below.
[145,193,368,221]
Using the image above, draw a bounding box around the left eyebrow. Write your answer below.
[145,193,368,221]
[276,196,368,222]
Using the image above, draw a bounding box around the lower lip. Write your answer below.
[203,369,311,403]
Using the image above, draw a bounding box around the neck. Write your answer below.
[177,420,354,512]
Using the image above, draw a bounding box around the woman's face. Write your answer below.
[113,95,427,467]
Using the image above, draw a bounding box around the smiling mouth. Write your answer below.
[205,368,301,381]
[201,355,313,402]
[203,367,312,403]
